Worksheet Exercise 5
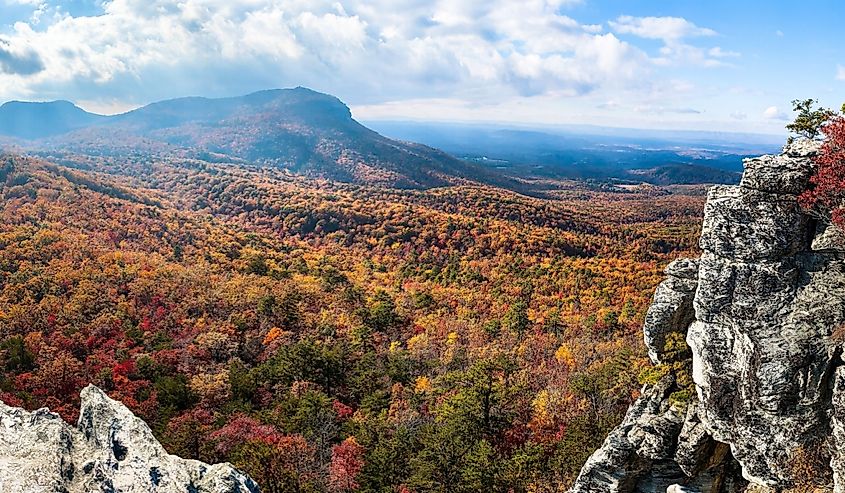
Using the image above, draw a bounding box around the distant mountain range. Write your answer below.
[0,88,514,189]
[366,121,785,186]
[0,88,784,189]
[0,100,106,139]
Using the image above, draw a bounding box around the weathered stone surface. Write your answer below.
[674,403,714,477]
[813,222,845,252]
[832,367,845,493]
[568,374,747,493]
[740,154,814,195]
[570,264,746,493]
[644,258,699,364]
[782,138,823,159]
[699,186,808,261]
[567,376,687,493]
[0,385,258,493]
[570,139,845,493]
[693,243,845,485]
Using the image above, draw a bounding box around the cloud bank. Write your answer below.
[0,0,794,132]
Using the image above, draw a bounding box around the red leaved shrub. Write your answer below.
[800,117,845,227]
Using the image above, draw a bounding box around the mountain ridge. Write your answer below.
[0,99,105,139]
[0,88,517,190]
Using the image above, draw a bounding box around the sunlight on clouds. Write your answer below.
[0,0,767,130]
[0,0,660,103]
[609,15,732,68]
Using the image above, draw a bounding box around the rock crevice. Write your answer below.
[570,139,845,493]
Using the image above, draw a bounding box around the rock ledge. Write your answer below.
[570,139,845,493]
[0,385,259,493]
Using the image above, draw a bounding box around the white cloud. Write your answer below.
[609,15,716,42]
[763,106,788,120]
[597,100,619,110]
[708,47,740,58]
[837,65,845,81]
[0,0,660,106]
[609,15,730,68]
[0,1,761,131]
[730,111,747,120]
[633,104,701,115]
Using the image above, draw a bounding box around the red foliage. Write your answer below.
[210,414,284,455]
[328,437,365,493]
[332,400,354,421]
[800,117,845,227]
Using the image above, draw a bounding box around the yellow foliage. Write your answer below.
[555,344,576,370]
[532,390,551,418]
[407,333,429,353]
[414,376,432,393]
[189,371,230,404]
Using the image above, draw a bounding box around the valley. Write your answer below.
[0,96,708,490]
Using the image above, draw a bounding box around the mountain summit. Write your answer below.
[0,88,513,189]
[0,100,105,139]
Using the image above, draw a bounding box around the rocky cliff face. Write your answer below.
[570,139,845,493]
[0,385,259,493]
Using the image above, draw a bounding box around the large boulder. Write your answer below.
[569,139,845,493]
[0,385,259,493]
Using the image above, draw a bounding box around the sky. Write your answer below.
[0,0,843,134]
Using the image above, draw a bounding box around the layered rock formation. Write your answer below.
[570,139,845,492]
[0,385,259,493]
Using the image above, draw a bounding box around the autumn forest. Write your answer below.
[0,144,706,492]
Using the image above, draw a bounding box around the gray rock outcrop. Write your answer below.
[570,139,845,492]
[0,385,259,493]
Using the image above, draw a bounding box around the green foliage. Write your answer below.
[246,255,269,276]
[0,336,34,372]
[349,351,391,413]
[637,332,696,407]
[363,290,399,332]
[229,360,257,405]
[786,98,836,139]
[502,300,529,337]
[155,375,197,411]
[482,319,501,338]
[412,291,435,309]
[258,339,344,392]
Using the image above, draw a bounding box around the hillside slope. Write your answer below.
[1,88,516,189]
[0,150,705,492]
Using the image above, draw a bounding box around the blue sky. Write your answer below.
[0,0,842,134]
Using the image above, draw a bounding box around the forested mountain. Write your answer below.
[0,89,779,190]
[0,100,105,139]
[0,89,516,190]
[0,87,779,493]
[0,147,705,492]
